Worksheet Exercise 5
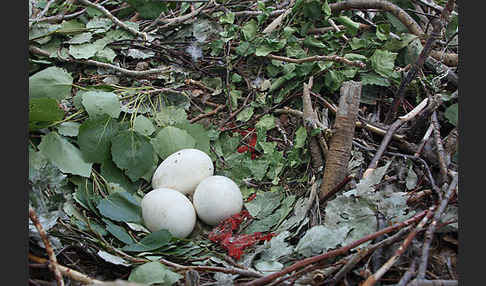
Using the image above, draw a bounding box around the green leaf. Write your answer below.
[294,126,307,149]
[123,229,172,252]
[69,42,100,59]
[303,37,326,49]
[126,0,168,20]
[111,130,155,182]
[38,132,92,177]
[383,33,418,51]
[57,122,80,137]
[29,67,73,100]
[336,16,360,35]
[220,12,235,24]
[255,114,276,131]
[370,49,398,77]
[29,98,64,130]
[128,261,182,285]
[81,91,121,118]
[235,41,255,56]
[95,47,117,63]
[322,0,331,17]
[97,190,143,223]
[86,17,113,34]
[101,159,139,193]
[242,19,258,40]
[444,103,458,126]
[65,32,92,44]
[104,219,135,244]
[155,106,188,127]
[78,115,120,163]
[134,115,156,136]
[175,122,210,155]
[245,158,269,181]
[295,224,349,257]
[361,72,390,87]
[259,231,294,261]
[237,106,254,122]
[245,191,282,219]
[325,69,345,92]
[376,23,390,41]
[151,126,196,159]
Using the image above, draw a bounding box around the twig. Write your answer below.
[29,0,57,29]
[238,209,429,286]
[262,0,295,34]
[29,46,171,78]
[414,124,434,158]
[430,111,449,184]
[303,76,324,169]
[189,104,225,123]
[384,18,442,124]
[362,206,437,286]
[78,0,149,39]
[363,98,428,179]
[29,207,64,286]
[406,279,458,286]
[396,259,418,286]
[329,226,412,286]
[416,175,458,279]
[158,258,263,278]
[40,252,98,285]
[30,9,87,24]
[266,54,366,68]
[145,2,209,32]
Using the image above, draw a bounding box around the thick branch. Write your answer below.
[319,81,362,200]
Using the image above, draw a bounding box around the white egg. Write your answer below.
[152,149,214,195]
[141,188,196,238]
[193,176,243,226]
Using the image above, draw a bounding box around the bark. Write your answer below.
[319,81,362,200]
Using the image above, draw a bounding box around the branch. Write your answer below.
[362,206,436,286]
[29,46,171,78]
[416,175,459,279]
[29,207,64,286]
[319,81,361,200]
[266,54,366,68]
[363,97,428,179]
[238,209,429,286]
[78,0,149,39]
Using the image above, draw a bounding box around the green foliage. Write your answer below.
[29,67,73,100]
[38,132,92,177]
[29,98,64,130]
[151,126,196,159]
[123,229,173,252]
[444,103,458,126]
[81,91,121,119]
[97,190,143,223]
[111,130,155,182]
[128,261,182,285]
[78,115,120,163]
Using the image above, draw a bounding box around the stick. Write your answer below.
[416,175,458,279]
[29,46,171,78]
[238,209,429,286]
[29,207,65,286]
[363,98,428,179]
[267,54,366,68]
[362,206,437,286]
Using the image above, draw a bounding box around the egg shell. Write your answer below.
[193,175,243,226]
[141,188,196,238]
[152,149,214,195]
